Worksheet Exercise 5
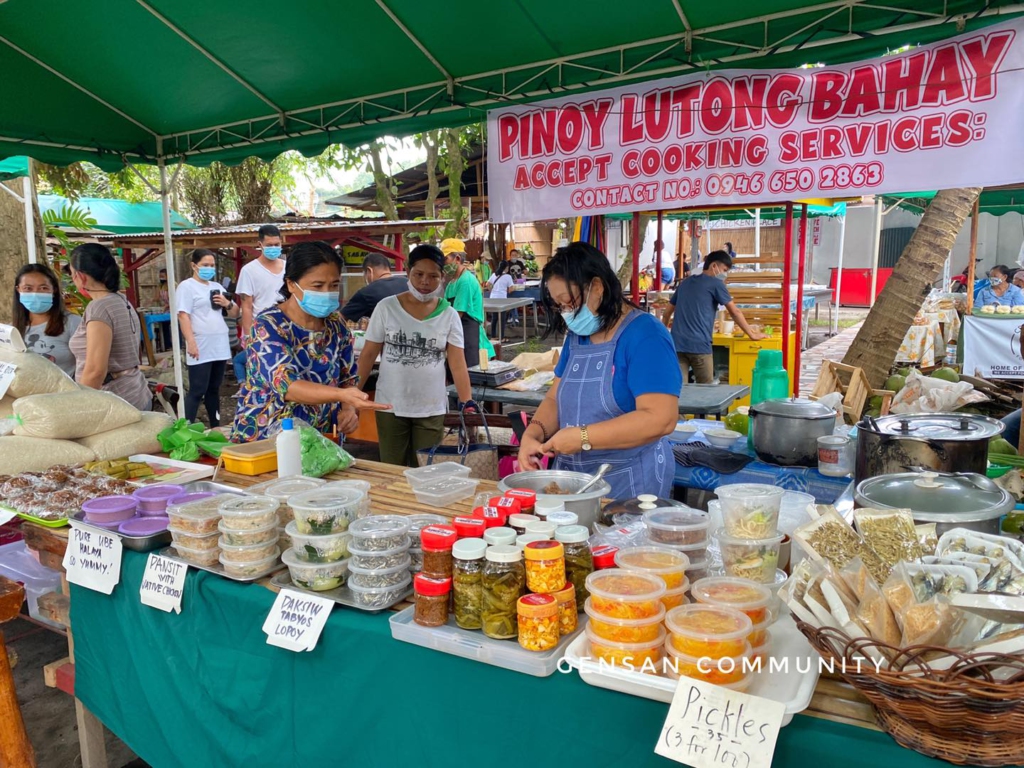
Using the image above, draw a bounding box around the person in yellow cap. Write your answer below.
[440,238,494,366]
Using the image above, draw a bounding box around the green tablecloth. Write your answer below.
[70,552,973,768]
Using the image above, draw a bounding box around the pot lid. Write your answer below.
[750,397,836,420]
[860,413,1004,440]
[855,471,1013,522]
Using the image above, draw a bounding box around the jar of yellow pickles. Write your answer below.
[517,594,559,651]
[552,582,578,635]
[523,540,565,594]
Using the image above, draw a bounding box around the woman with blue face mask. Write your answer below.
[13,263,81,377]
[517,242,683,500]
[232,241,390,442]
[175,249,239,426]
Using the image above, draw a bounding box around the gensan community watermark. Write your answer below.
[557,654,887,677]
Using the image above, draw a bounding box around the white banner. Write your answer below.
[488,19,1024,222]
[963,315,1024,379]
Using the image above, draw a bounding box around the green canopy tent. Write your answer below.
[882,189,1024,216]
[0,156,38,263]
[37,194,193,234]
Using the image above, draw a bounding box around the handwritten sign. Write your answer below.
[62,522,123,595]
[0,324,27,353]
[0,360,17,400]
[139,554,187,613]
[262,589,333,652]
[655,678,785,768]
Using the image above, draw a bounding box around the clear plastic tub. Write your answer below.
[412,477,480,507]
[715,484,785,538]
[348,515,411,552]
[403,514,448,539]
[686,558,710,582]
[289,487,365,534]
[284,522,351,563]
[281,548,349,591]
[219,549,280,579]
[218,495,280,531]
[217,519,278,547]
[348,556,413,589]
[716,529,784,583]
[324,480,372,517]
[614,546,690,590]
[663,640,754,688]
[749,618,771,648]
[171,541,221,567]
[642,507,711,546]
[348,574,412,608]
[751,631,772,662]
[170,528,220,551]
[247,476,327,526]
[585,623,665,673]
[403,463,472,489]
[665,604,753,658]
[218,536,279,563]
[347,538,411,569]
[166,493,235,535]
[691,576,773,625]
[584,597,665,644]
[585,568,666,620]
[277,526,293,551]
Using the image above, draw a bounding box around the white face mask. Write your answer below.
[407,279,443,303]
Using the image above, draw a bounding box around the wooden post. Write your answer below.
[782,202,794,374]
[631,212,641,304]
[966,198,980,313]
[0,577,34,768]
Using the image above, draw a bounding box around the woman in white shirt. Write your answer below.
[356,244,477,466]
[485,260,515,338]
[12,263,82,377]
[176,249,240,426]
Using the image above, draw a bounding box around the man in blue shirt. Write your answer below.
[662,251,764,383]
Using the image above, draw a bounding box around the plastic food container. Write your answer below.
[219,549,280,579]
[218,495,280,531]
[691,576,773,625]
[585,569,666,620]
[748,618,771,648]
[132,484,185,516]
[289,487,365,534]
[220,439,278,476]
[277,526,293,550]
[614,546,690,590]
[348,555,413,589]
[403,463,472,489]
[348,574,412,608]
[665,604,753,658]
[643,507,711,546]
[170,529,220,551]
[686,558,710,582]
[663,640,754,688]
[171,541,221,567]
[118,516,169,536]
[715,484,784,538]
[324,479,373,518]
[349,515,411,552]
[167,493,235,535]
[284,522,351,563]
[217,519,278,547]
[82,496,138,524]
[751,631,772,662]
[218,536,280,563]
[281,548,348,591]
[584,597,665,644]
[585,623,666,673]
[348,538,411,570]
[661,582,689,610]
[716,529,784,583]
[404,513,448,538]
[247,476,327,524]
[166,491,215,509]
[412,477,480,507]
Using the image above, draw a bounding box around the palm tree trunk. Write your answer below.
[842,187,981,387]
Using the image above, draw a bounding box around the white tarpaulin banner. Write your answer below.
[487,18,1024,222]
[963,315,1024,379]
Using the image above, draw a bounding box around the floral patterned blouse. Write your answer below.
[231,307,354,442]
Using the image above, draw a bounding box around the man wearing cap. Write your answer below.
[441,238,495,368]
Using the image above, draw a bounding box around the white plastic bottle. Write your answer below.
[276,418,302,477]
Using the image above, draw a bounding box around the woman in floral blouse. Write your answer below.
[231,241,389,442]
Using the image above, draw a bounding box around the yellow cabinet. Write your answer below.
[713,333,795,407]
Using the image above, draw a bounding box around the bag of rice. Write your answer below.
[0,397,12,419]
[14,389,141,440]
[77,412,174,461]
[0,436,96,474]
[0,348,78,398]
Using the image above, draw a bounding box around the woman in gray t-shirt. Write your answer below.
[12,263,81,377]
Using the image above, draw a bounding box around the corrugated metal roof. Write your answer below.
[108,218,448,240]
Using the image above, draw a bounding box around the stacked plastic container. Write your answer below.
[403,463,478,507]
[247,476,327,550]
[346,515,412,607]
[217,496,281,578]
[614,546,691,610]
[664,604,755,689]
[641,507,712,583]
[166,493,237,567]
[714,484,785,585]
[583,569,667,671]
[691,576,774,662]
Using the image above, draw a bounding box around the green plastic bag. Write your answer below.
[157,419,229,462]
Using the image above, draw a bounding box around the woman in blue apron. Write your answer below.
[517,242,683,500]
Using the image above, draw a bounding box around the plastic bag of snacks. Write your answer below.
[268,418,354,478]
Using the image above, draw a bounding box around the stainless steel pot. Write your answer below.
[855,413,1003,482]
[497,470,611,531]
[749,398,837,467]
[854,471,1013,536]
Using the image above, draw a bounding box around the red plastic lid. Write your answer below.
[453,516,486,538]
[420,524,458,550]
[494,496,522,515]
[505,488,537,505]
[474,506,507,528]
[414,573,452,596]
[592,544,620,569]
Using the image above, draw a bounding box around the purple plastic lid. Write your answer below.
[82,496,138,515]
[89,518,124,531]
[167,491,215,507]
[133,484,185,502]
[118,516,169,536]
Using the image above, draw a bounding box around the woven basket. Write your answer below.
[797,621,1024,766]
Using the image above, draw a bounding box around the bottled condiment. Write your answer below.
[592,544,619,570]
[452,516,486,539]
[420,524,457,579]
[556,525,593,604]
[524,520,557,538]
[517,594,559,651]
[534,497,565,520]
[474,506,507,529]
[493,496,521,518]
[508,514,540,535]
[546,511,578,529]
[552,582,578,635]
[413,574,452,627]
[484,527,517,547]
[524,540,566,594]
[516,533,546,550]
[482,545,526,639]
[452,538,486,630]
[504,489,536,515]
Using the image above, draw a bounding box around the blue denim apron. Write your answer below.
[554,310,672,500]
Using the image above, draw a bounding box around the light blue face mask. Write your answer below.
[197,266,216,281]
[263,246,282,260]
[295,284,340,318]
[19,292,53,314]
[562,290,602,336]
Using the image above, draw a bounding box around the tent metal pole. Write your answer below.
[967,198,980,313]
[22,176,36,264]
[795,204,808,393]
[655,211,663,292]
[158,151,186,419]
[754,207,761,271]
[631,212,640,305]
[869,197,883,308]
[833,214,846,336]
[782,203,794,377]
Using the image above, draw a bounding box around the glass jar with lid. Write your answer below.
[413,574,452,627]
[524,540,566,595]
[452,538,487,630]
[481,545,526,639]
[555,525,593,604]
[517,594,559,651]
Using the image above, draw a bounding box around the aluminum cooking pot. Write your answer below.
[749,398,837,466]
[497,470,611,531]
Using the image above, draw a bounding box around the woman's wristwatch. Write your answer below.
[580,425,592,451]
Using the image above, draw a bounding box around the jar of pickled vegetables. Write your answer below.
[555,525,592,605]
[484,527,517,547]
[452,538,486,630]
[552,582,578,635]
[508,514,540,535]
[420,524,457,579]
[524,540,566,594]
[482,545,526,639]
[517,594,559,651]
[413,574,452,627]
[452,516,486,539]
[504,489,536,515]
[492,496,521,519]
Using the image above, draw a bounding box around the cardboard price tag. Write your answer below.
[262,589,333,652]
[0,360,17,400]
[139,554,187,613]
[62,522,123,595]
[655,677,786,768]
